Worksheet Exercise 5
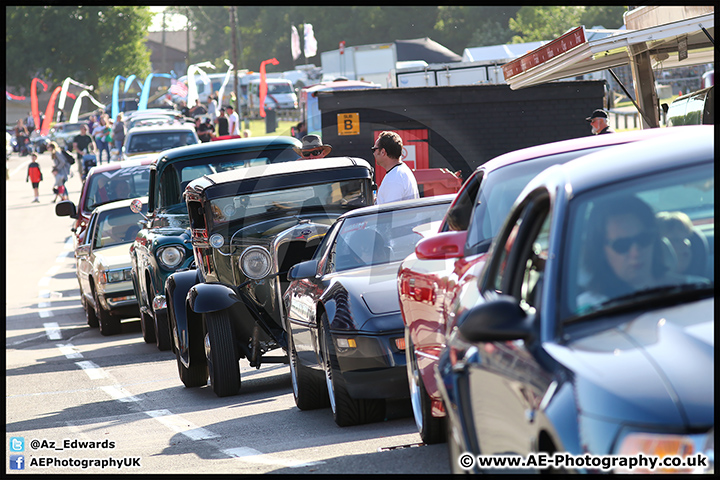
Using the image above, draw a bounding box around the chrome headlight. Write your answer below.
[239,246,272,280]
[99,268,132,284]
[209,233,225,249]
[157,246,184,269]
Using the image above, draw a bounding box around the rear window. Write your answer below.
[127,131,198,154]
[83,165,151,212]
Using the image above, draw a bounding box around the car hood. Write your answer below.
[93,244,133,269]
[545,298,713,427]
[334,262,402,316]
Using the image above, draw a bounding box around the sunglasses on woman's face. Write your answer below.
[302,149,323,157]
[606,231,654,254]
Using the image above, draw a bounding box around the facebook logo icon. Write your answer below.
[10,437,24,452]
[10,455,25,470]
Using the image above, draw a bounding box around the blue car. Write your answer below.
[437,125,714,474]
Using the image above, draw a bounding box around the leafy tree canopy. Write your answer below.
[6,6,153,94]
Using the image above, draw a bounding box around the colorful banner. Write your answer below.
[259,58,279,118]
[69,90,106,123]
[41,86,62,136]
[138,73,172,110]
[30,78,49,132]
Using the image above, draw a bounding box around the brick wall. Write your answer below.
[318,81,605,179]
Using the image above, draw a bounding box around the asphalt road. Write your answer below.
[5,149,451,474]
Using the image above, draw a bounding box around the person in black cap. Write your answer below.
[586,109,614,135]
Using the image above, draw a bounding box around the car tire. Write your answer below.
[139,280,157,344]
[154,309,172,351]
[406,331,446,444]
[204,309,240,397]
[95,291,121,336]
[320,313,385,426]
[447,413,471,474]
[288,323,329,410]
[175,346,208,388]
[83,296,99,328]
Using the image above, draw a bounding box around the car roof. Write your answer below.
[199,156,372,187]
[86,157,155,175]
[92,196,148,215]
[340,193,455,219]
[478,127,676,175]
[157,135,302,163]
[546,125,714,195]
[126,124,196,134]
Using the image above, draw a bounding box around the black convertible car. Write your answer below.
[284,194,454,426]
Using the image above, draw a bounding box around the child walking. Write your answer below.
[26,152,43,203]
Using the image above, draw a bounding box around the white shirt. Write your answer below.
[376,162,419,205]
[227,111,240,136]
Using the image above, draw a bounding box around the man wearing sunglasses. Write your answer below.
[293,134,333,159]
[373,131,418,205]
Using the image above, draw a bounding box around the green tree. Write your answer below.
[508,6,586,43]
[6,6,153,95]
[580,6,628,29]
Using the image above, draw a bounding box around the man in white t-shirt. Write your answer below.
[373,131,419,205]
[226,105,240,136]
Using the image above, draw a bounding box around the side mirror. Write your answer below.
[55,200,77,219]
[458,295,533,343]
[287,259,319,280]
[76,244,91,257]
[130,198,148,221]
[415,230,467,260]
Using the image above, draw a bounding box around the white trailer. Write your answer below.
[321,42,398,87]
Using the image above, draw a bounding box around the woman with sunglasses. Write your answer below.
[577,195,691,311]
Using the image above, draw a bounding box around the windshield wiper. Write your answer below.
[567,281,714,324]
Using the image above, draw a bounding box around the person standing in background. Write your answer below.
[26,152,43,203]
[373,131,419,204]
[216,107,229,137]
[113,112,126,154]
[226,105,240,136]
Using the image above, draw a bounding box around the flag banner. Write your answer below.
[304,24,317,58]
[291,25,302,60]
[170,79,188,98]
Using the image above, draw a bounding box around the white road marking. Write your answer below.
[39,310,54,318]
[144,409,220,440]
[223,447,325,468]
[100,385,141,403]
[56,343,83,359]
[75,360,109,379]
[44,322,62,340]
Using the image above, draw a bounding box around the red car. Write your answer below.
[55,156,154,249]
[398,128,675,444]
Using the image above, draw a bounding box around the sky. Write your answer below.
[148,6,188,32]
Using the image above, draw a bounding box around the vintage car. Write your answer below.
[437,125,714,473]
[75,198,148,335]
[129,136,302,352]
[165,157,375,397]
[121,123,200,161]
[285,194,453,426]
[55,157,153,249]
[397,127,676,445]
[48,121,86,149]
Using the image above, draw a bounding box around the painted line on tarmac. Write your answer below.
[223,446,326,468]
[144,409,220,440]
[9,159,30,178]
[100,385,141,403]
[57,343,83,359]
[44,322,62,340]
[75,360,110,379]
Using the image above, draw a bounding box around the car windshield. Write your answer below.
[126,131,198,154]
[329,202,450,272]
[157,147,300,213]
[465,147,609,253]
[84,165,151,212]
[267,83,293,94]
[93,203,147,249]
[563,162,714,322]
[210,179,369,225]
